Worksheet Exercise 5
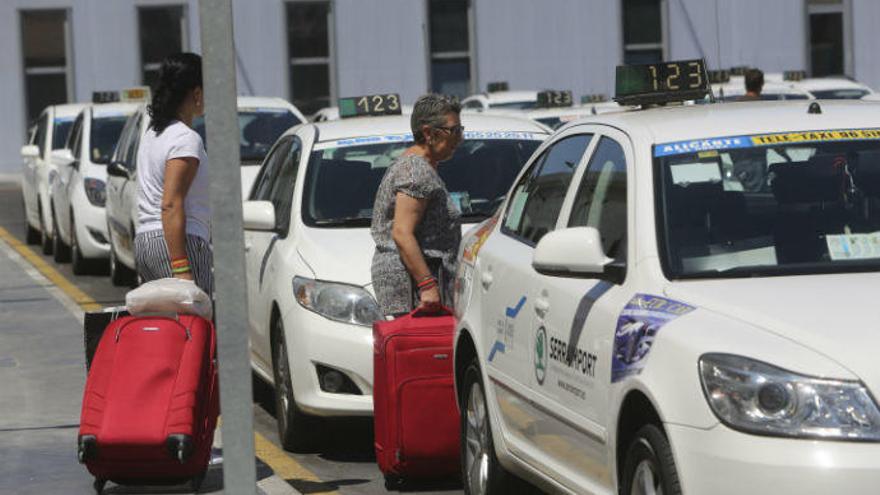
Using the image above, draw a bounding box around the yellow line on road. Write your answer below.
[0,225,334,493]
[0,225,102,311]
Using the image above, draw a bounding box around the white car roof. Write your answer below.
[310,104,414,122]
[794,77,873,92]
[463,90,539,105]
[90,102,141,117]
[305,113,548,143]
[571,100,880,144]
[714,81,812,97]
[863,93,880,102]
[53,103,87,119]
[236,95,308,122]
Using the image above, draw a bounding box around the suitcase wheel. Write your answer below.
[93,478,107,494]
[165,434,194,463]
[191,470,207,492]
[78,435,98,463]
[384,473,402,490]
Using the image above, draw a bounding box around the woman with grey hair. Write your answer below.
[371,94,464,317]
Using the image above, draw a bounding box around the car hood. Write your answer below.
[296,226,376,288]
[665,273,880,394]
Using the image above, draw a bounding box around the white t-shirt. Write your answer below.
[136,121,211,240]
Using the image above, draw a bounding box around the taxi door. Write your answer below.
[480,131,596,469]
[244,135,301,370]
[528,128,635,492]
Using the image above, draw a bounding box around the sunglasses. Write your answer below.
[434,124,465,135]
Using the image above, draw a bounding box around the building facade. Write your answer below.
[1,0,878,174]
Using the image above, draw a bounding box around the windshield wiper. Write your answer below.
[313,217,372,227]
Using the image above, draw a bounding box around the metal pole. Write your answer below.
[197,1,256,493]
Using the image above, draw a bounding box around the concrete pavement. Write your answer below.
[0,223,299,495]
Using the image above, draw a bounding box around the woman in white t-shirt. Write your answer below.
[135,53,213,294]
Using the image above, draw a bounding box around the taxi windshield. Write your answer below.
[656,133,880,278]
[90,115,129,164]
[809,89,870,100]
[194,109,301,163]
[303,134,542,227]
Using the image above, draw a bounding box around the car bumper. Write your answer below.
[667,423,880,494]
[75,201,110,259]
[282,306,373,417]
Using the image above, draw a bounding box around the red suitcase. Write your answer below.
[78,314,219,494]
[373,307,460,486]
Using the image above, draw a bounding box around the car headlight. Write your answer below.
[699,353,880,441]
[292,276,382,327]
[84,178,106,206]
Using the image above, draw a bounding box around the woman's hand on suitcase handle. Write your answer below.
[418,285,441,312]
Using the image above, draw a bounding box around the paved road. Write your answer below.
[0,181,466,495]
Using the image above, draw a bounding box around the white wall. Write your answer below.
[852,0,880,90]
[473,0,620,97]
[335,0,428,105]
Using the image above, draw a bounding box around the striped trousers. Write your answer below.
[134,229,213,296]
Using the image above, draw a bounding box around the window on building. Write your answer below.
[622,0,665,65]
[287,1,334,116]
[428,0,473,99]
[20,10,72,123]
[809,0,850,77]
[138,5,187,88]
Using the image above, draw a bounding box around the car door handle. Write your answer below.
[535,298,550,317]
[481,271,494,289]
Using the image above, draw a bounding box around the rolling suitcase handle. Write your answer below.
[114,316,193,342]
[409,305,453,318]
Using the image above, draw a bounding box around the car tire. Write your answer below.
[39,202,53,255]
[52,205,70,263]
[271,316,320,453]
[621,424,682,495]
[108,231,135,286]
[70,213,88,275]
[461,359,512,495]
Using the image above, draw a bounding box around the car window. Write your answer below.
[268,138,302,234]
[90,115,130,164]
[67,113,84,157]
[503,134,592,245]
[110,116,133,165]
[125,114,144,172]
[34,113,48,157]
[568,136,628,261]
[194,108,301,163]
[251,137,293,201]
[463,100,484,110]
[52,119,75,150]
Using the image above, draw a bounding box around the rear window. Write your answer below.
[195,108,301,163]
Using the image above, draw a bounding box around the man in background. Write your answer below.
[740,68,764,101]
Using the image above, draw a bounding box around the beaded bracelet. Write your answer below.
[171,265,192,274]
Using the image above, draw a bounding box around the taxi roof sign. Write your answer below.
[708,70,731,84]
[338,93,402,118]
[614,59,709,106]
[783,70,806,81]
[536,90,573,108]
[729,66,750,76]
[92,91,120,104]
[487,81,509,93]
[581,94,608,104]
[121,86,151,102]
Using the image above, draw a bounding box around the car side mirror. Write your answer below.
[532,227,625,283]
[107,160,129,178]
[21,144,40,159]
[242,200,276,231]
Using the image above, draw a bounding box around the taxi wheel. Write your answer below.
[621,424,681,495]
[461,360,510,495]
[271,317,319,452]
[39,202,53,255]
[24,199,40,245]
[108,232,135,286]
[71,214,88,275]
[52,205,70,263]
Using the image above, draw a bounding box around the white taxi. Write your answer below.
[462,84,540,111]
[50,100,137,273]
[794,77,874,100]
[453,59,880,495]
[240,93,548,452]
[20,103,85,253]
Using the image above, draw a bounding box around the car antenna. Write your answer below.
[808,102,822,114]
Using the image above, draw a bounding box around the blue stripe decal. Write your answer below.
[505,296,527,318]
[565,281,614,363]
[487,341,505,362]
[654,135,752,157]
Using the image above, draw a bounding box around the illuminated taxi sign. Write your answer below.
[614,59,709,106]
[536,90,573,108]
[581,94,608,104]
[338,93,402,118]
[121,86,151,102]
[708,70,730,84]
[92,91,120,104]
[729,66,750,77]
[487,81,509,93]
[783,70,806,82]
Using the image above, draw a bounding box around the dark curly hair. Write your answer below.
[148,52,203,134]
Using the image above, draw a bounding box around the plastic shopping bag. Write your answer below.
[126,278,213,320]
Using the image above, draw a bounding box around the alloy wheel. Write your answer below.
[631,458,662,495]
[464,381,490,495]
